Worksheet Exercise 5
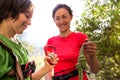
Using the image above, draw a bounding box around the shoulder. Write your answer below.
[47,35,59,44]
[48,35,59,41]
[72,31,88,38]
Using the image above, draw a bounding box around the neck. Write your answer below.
[0,27,15,39]
[0,32,18,44]
[0,28,17,43]
[0,31,15,39]
[59,29,72,37]
[0,19,15,39]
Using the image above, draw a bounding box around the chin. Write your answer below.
[17,31,24,34]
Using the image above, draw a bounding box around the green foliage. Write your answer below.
[75,0,120,80]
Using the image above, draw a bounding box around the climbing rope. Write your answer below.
[76,32,104,80]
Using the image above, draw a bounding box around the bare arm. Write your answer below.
[83,42,100,74]
[45,70,53,80]
[31,54,59,80]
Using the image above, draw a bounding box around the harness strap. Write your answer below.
[53,69,78,80]
[54,66,76,75]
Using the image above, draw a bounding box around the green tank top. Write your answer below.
[0,34,30,80]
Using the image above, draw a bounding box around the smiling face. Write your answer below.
[10,7,33,34]
[53,8,73,33]
[0,0,33,39]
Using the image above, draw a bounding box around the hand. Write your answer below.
[83,41,100,74]
[44,53,59,70]
[83,41,97,57]
[47,53,59,65]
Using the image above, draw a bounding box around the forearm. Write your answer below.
[89,55,100,74]
[30,54,58,80]
[31,65,51,80]
[45,71,52,80]
[83,41,100,74]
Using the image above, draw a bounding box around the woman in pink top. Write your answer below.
[45,4,99,80]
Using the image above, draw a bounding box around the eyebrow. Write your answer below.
[55,13,67,17]
[24,10,32,14]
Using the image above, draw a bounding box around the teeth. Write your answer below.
[61,24,65,26]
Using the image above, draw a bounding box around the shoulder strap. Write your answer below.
[0,40,24,80]
[0,40,16,67]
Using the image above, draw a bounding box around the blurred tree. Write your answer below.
[75,0,120,80]
[17,35,34,55]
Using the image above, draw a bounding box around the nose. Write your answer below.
[59,18,64,23]
[27,19,31,25]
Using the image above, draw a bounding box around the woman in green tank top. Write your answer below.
[0,0,59,80]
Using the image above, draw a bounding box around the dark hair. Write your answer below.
[0,0,32,24]
[52,3,73,18]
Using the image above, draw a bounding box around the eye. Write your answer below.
[62,15,67,19]
[55,16,60,21]
[24,13,31,19]
[23,10,32,19]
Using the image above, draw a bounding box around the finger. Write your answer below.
[84,42,96,46]
[85,48,96,53]
[48,54,54,60]
[84,42,97,49]
[46,54,59,65]
[84,45,97,50]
